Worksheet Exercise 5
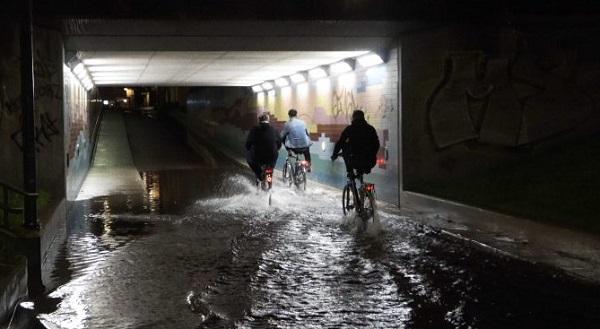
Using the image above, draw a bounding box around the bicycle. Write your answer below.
[336,155,377,223]
[282,151,308,190]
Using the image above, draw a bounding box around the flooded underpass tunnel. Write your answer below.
[26,108,597,328]
[2,2,600,328]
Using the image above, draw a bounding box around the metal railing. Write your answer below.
[0,181,37,228]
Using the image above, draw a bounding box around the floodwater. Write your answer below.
[31,113,600,328]
[35,170,600,329]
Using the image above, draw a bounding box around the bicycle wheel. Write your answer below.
[300,170,306,191]
[282,162,292,184]
[362,192,376,222]
[294,165,306,190]
[342,185,355,216]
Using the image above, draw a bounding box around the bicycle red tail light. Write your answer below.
[265,168,273,174]
[267,175,272,183]
[365,184,375,192]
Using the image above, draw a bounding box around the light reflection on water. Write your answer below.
[142,171,161,213]
[38,172,600,329]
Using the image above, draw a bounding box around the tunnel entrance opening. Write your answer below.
[76,49,401,204]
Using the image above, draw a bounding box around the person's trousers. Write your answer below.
[288,147,311,163]
[247,152,278,180]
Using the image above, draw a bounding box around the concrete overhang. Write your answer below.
[63,20,413,52]
[65,20,412,87]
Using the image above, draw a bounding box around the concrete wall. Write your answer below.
[184,49,400,204]
[0,20,66,204]
[401,25,600,230]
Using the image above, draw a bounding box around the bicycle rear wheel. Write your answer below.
[300,170,306,190]
[342,185,355,216]
[282,162,292,184]
[362,192,376,222]
[295,167,306,190]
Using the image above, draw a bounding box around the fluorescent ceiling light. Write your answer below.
[87,65,146,72]
[95,82,129,85]
[261,82,274,90]
[275,77,289,87]
[83,58,148,66]
[330,61,353,74]
[91,72,139,78]
[252,85,263,92]
[94,78,137,82]
[290,73,306,83]
[357,53,384,67]
[73,63,85,76]
[308,67,328,80]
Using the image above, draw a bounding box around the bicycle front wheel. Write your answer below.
[342,185,355,216]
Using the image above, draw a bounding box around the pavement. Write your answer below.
[397,192,600,284]
[76,111,146,200]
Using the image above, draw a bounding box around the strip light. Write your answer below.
[252,85,263,93]
[290,73,306,83]
[261,82,274,90]
[275,77,290,87]
[71,62,94,91]
[308,67,328,80]
[357,53,384,67]
[330,61,353,74]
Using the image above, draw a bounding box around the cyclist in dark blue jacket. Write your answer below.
[246,114,282,183]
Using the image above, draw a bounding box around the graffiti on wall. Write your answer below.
[427,36,595,150]
[0,83,20,128]
[10,112,60,152]
[35,50,62,101]
[332,88,361,124]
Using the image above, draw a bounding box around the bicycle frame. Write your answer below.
[283,152,308,189]
[343,170,376,221]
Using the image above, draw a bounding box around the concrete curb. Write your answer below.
[400,191,600,284]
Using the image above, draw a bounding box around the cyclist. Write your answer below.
[245,113,282,185]
[281,109,312,171]
[330,110,380,176]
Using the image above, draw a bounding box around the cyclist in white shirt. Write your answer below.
[281,109,312,171]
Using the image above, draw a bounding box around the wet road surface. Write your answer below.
[35,113,600,328]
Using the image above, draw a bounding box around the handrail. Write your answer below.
[0,181,37,197]
[89,108,105,166]
[0,180,35,228]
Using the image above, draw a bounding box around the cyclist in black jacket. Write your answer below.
[331,110,380,176]
[246,114,282,183]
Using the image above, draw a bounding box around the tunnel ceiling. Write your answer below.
[79,51,370,87]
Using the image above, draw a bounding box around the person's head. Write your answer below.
[288,109,297,118]
[258,113,270,123]
[352,110,365,122]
